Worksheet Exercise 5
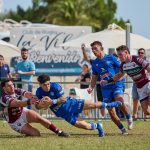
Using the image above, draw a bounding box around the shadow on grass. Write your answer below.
[0,134,25,138]
[0,132,147,139]
[0,132,55,139]
[69,132,147,137]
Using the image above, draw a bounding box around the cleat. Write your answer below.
[58,131,70,137]
[97,123,104,137]
[128,118,133,130]
[106,101,122,109]
[121,128,128,135]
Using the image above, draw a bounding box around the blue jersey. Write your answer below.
[36,82,84,125]
[15,60,35,82]
[91,54,122,89]
[0,64,10,78]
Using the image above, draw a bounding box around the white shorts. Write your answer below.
[9,108,28,133]
[137,82,150,101]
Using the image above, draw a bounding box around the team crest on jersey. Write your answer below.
[101,68,106,73]
[50,92,54,96]
[123,62,139,70]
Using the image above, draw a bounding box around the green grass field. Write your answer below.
[0,119,150,150]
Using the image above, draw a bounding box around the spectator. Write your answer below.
[0,54,12,113]
[0,54,12,80]
[75,64,91,118]
[15,48,35,109]
[132,48,148,120]
[75,64,91,89]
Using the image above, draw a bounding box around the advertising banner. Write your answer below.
[10,26,92,75]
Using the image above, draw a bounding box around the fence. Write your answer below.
[0,79,146,120]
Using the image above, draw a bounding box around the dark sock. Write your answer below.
[118,123,124,130]
[49,124,61,134]
[126,114,131,120]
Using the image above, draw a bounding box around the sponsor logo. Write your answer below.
[124,67,142,75]
[101,68,106,73]
[50,92,54,96]
[123,62,138,70]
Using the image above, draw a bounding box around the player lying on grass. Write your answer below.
[0,79,69,137]
[35,74,122,137]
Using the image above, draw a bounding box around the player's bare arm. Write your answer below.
[35,96,52,109]
[87,75,97,94]
[24,91,35,99]
[42,96,67,105]
[90,75,97,89]
[146,64,150,72]
[100,71,125,86]
[10,98,35,107]
[113,71,126,82]
[81,43,90,63]
[18,70,35,76]
[58,96,67,104]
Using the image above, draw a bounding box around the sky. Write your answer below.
[1,0,150,39]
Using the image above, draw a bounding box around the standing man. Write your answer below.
[132,48,147,120]
[100,45,150,120]
[0,54,12,80]
[81,44,105,118]
[0,79,69,137]
[0,54,12,112]
[15,48,35,109]
[88,41,133,135]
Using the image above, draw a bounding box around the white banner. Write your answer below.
[10,26,92,75]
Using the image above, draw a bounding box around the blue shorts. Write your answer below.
[51,97,84,125]
[102,85,124,103]
[132,83,139,100]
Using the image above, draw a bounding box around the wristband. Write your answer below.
[107,78,114,83]
[27,99,31,105]
[52,99,58,105]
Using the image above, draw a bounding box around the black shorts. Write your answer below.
[96,84,103,101]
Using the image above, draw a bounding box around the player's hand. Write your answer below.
[42,96,53,106]
[17,70,24,74]
[24,92,34,99]
[41,101,49,108]
[100,80,108,86]
[35,101,48,109]
[87,88,93,94]
[31,96,39,104]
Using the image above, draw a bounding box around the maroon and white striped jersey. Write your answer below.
[1,88,26,123]
[120,55,149,88]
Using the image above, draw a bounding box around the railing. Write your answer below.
[0,80,146,120]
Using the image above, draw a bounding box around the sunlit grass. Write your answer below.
[0,119,150,150]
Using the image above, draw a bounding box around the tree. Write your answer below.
[1,0,127,31]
